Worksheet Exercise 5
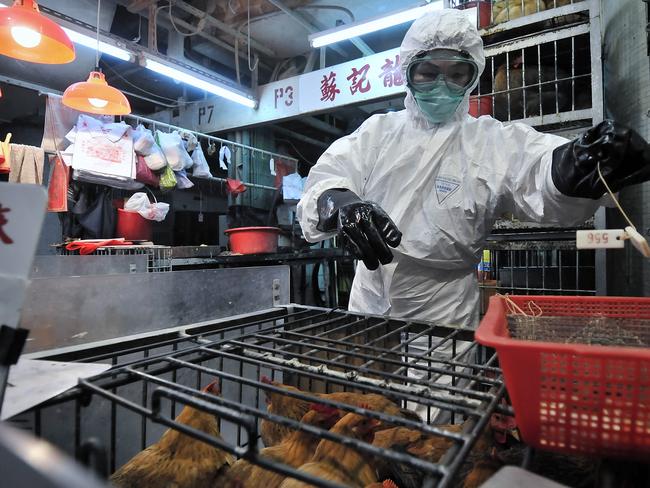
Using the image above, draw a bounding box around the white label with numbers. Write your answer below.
[576,229,625,249]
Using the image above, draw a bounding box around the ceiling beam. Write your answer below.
[169,0,276,59]
[127,0,154,13]
[299,116,344,137]
[272,126,330,149]
[266,0,374,57]
[265,0,346,58]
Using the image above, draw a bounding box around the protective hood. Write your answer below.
[400,9,485,126]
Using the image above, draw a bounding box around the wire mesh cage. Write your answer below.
[450,0,586,29]
[474,30,593,124]
[59,245,173,272]
[12,306,508,488]
[507,315,650,346]
[478,241,596,316]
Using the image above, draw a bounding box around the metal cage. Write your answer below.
[12,306,508,488]
[478,239,596,316]
[450,0,588,30]
[456,0,604,132]
[58,245,173,272]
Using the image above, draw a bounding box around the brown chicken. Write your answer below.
[278,410,382,488]
[110,379,234,488]
[365,481,398,488]
[260,376,420,447]
[370,414,518,488]
[220,404,344,488]
[493,52,573,122]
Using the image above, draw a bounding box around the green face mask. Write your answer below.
[411,79,465,124]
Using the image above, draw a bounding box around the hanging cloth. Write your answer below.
[9,144,44,184]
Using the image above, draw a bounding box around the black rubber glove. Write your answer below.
[317,188,402,271]
[551,120,650,199]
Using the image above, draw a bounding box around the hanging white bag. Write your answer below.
[191,142,213,177]
[157,130,193,171]
[124,192,170,222]
[133,125,156,156]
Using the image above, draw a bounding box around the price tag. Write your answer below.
[576,229,625,249]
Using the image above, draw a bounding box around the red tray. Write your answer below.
[476,295,650,459]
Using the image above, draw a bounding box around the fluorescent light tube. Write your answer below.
[310,2,444,48]
[63,28,132,62]
[145,58,257,108]
[0,3,131,61]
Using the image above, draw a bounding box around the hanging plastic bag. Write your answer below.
[159,164,177,192]
[191,143,212,178]
[157,130,193,171]
[226,178,247,198]
[124,192,170,222]
[282,172,304,200]
[174,169,194,189]
[143,143,167,171]
[135,154,160,187]
[133,125,156,156]
[183,132,198,154]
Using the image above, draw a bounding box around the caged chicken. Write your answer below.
[219,403,344,488]
[110,379,234,488]
[369,412,520,488]
[493,53,572,121]
[260,376,421,447]
[278,408,384,488]
[492,0,546,24]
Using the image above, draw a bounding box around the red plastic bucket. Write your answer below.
[225,226,280,254]
[469,95,493,117]
[116,209,152,241]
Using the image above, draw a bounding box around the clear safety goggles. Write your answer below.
[407,51,478,95]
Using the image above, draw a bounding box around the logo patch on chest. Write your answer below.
[434,175,461,204]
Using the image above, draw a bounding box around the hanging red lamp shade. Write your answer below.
[62,71,131,116]
[0,0,75,64]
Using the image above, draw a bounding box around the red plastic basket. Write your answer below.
[476,295,650,459]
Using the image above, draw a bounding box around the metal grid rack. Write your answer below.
[58,245,173,272]
[14,306,507,488]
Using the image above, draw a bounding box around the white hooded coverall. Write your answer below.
[297,10,603,328]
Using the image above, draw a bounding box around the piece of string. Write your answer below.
[247,0,259,72]
[96,0,101,67]
[496,293,543,317]
[596,161,636,229]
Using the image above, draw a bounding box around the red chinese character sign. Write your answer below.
[347,64,371,95]
[380,55,404,88]
[0,205,12,244]
[299,47,405,113]
[0,183,47,329]
[320,71,340,102]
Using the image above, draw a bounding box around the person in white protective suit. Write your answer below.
[297,9,650,328]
